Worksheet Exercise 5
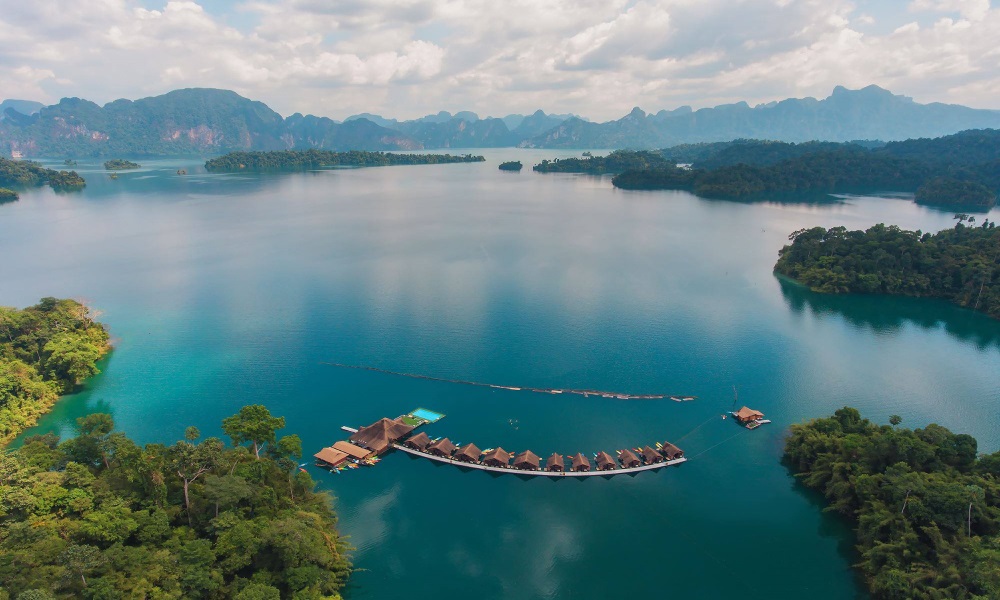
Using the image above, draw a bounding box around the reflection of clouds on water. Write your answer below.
[346,483,401,558]
[496,503,581,599]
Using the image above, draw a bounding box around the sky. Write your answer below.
[1,0,998,122]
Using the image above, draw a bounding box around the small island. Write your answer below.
[786,407,999,599]
[103,159,141,170]
[775,220,999,319]
[205,149,485,172]
[533,149,671,174]
[498,160,523,171]
[0,187,18,202]
[0,157,86,192]
[1,406,351,598]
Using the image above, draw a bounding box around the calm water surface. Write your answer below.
[4,151,1000,599]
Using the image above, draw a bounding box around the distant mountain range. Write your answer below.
[2,85,999,157]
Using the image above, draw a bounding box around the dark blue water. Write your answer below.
[4,152,999,599]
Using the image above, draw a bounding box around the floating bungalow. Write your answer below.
[660,442,684,460]
[570,453,591,472]
[427,437,457,457]
[350,418,415,454]
[314,446,349,468]
[545,453,565,472]
[514,450,540,471]
[404,431,432,451]
[482,447,512,468]
[619,449,641,469]
[333,440,373,461]
[641,446,664,464]
[454,443,482,463]
[732,406,770,429]
[595,451,617,471]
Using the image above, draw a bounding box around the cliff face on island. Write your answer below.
[4,85,1000,156]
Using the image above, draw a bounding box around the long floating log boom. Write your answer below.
[322,362,696,401]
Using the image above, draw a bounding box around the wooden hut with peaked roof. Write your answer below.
[570,453,591,472]
[733,406,764,425]
[660,442,684,460]
[545,453,565,472]
[349,417,415,454]
[427,437,457,457]
[619,449,641,468]
[403,432,431,451]
[641,446,664,464]
[595,451,617,471]
[314,447,348,468]
[513,450,540,471]
[454,443,482,464]
[482,447,511,468]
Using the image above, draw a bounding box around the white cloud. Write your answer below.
[0,0,997,121]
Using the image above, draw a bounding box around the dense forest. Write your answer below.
[0,298,111,444]
[0,158,86,192]
[204,149,485,172]
[532,150,671,174]
[785,407,1000,599]
[0,406,351,599]
[103,159,140,170]
[606,129,1000,207]
[0,188,17,202]
[774,221,1000,319]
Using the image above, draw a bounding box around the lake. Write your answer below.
[4,151,1000,599]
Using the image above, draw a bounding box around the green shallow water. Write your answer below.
[4,152,1000,599]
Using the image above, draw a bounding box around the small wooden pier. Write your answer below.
[336,425,686,478]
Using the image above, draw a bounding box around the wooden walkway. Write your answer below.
[340,425,687,478]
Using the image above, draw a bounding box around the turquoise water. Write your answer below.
[4,152,1000,599]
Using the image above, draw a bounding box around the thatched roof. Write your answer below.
[313,447,347,466]
[454,443,482,463]
[403,432,431,450]
[427,437,457,457]
[545,453,565,472]
[641,446,663,464]
[333,440,373,459]
[349,418,415,453]
[660,442,684,459]
[619,449,641,468]
[570,453,591,472]
[482,447,511,467]
[734,406,764,421]
[595,451,617,470]
[513,450,540,470]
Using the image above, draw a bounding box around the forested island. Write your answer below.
[774,221,1000,319]
[498,160,522,171]
[0,188,18,202]
[532,150,672,174]
[533,130,1000,207]
[0,298,111,444]
[785,407,1000,599]
[204,149,485,172]
[103,159,141,170]
[0,157,86,192]
[0,406,351,598]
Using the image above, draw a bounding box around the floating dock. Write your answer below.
[334,424,685,478]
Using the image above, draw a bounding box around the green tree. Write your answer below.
[222,405,286,459]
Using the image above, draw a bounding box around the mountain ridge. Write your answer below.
[2,85,999,156]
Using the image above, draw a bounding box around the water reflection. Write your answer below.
[778,276,1000,350]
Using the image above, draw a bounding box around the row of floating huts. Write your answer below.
[314,417,684,474]
[404,431,683,472]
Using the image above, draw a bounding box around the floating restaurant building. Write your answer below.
[733,406,764,425]
[350,418,414,454]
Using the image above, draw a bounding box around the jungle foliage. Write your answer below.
[774,221,1000,319]
[785,407,1000,599]
[0,407,351,599]
[0,158,85,192]
[0,298,110,444]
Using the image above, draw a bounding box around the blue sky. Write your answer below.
[1,0,997,121]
